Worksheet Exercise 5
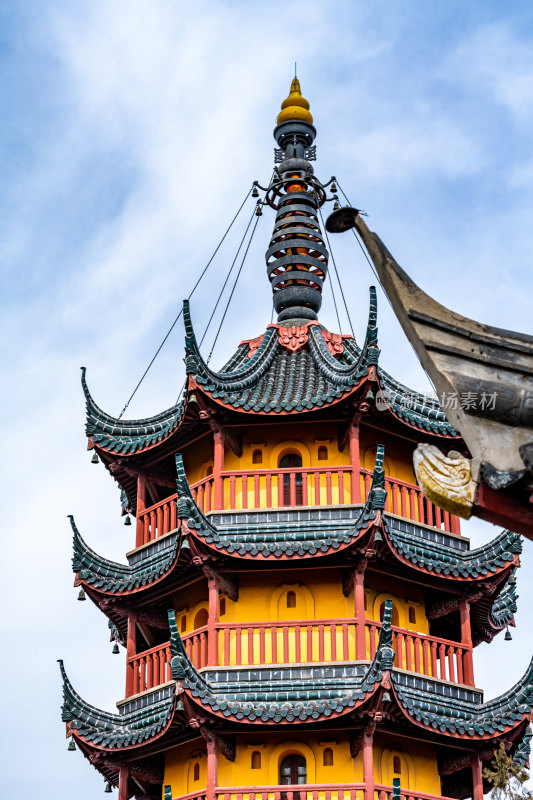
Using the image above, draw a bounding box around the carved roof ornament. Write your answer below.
[413,444,477,519]
[277,324,309,353]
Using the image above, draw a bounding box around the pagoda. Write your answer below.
[61,79,532,800]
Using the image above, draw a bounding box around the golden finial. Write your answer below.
[277,75,313,125]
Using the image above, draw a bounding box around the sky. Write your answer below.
[2,1,533,797]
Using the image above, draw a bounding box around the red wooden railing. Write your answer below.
[127,641,172,696]
[135,466,461,547]
[125,619,473,696]
[136,493,179,547]
[366,620,473,685]
[211,785,457,800]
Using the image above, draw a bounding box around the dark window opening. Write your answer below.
[220,597,226,616]
[193,762,200,782]
[251,751,262,769]
[393,756,402,774]
[408,606,416,624]
[252,449,263,464]
[194,608,209,629]
[279,453,303,506]
[323,748,333,766]
[286,591,297,608]
[180,615,187,633]
[317,446,328,461]
[280,754,307,785]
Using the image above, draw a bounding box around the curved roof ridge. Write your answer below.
[59,660,176,749]
[480,655,533,714]
[184,300,280,389]
[70,514,182,594]
[83,367,185,437]
[385,523,521,579]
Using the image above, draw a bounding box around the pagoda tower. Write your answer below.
[61,79,532,800]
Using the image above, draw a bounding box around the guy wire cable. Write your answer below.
[117,185,253,418]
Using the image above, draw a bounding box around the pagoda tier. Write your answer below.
[83,289,460,521]
[61,604,532,800]
[72,452,518,703]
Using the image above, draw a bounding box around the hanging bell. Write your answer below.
[112,642,120,655]
[77,588,86,601]
[505,628,512,641]
[333,200,340,210]
[255,204,263,217]
[189,393,197,404]
[508,574,517,586]
[374,530,383,543]
[382,691,391,703]
[124,515,131,526]
[252,185,259,198]
[68,738,76,751]
[105,782,112,793]
[331,181,337,193]
[91,452,99,464]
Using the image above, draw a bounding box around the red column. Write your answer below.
[349,414,362,503]
[207,576,219,667]
[459,598,475,686]
[125,612,137,697]
[472,754,484,800]
[354,563,367,660]
[213,429,225,511]
[136,474,146,548]
[206,736,218,800]
[118,766,129,800]
[363,724,375,800]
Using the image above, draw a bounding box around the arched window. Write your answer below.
[193,762,200,782]
[251,751,262,769]
[279,453,303,506]
[252,449,263,464]
[204,464,213,477]
[286,591,296,608]
[408,606,416,625]
[180,615,187,633]
[323,748,334,766]
[393,756,402,775]
[380,601,399,627]
[317,446,328,461]
[194,608,209,629]
[219,597,226,617]
[280,754,307,785]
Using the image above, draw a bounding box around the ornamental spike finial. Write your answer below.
[266,76,329,325]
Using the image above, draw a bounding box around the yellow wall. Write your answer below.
[181,421,420,511]
[163,733,442,797]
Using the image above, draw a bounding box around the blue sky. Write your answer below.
[2,1,533,797]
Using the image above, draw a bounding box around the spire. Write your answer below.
[266,77,329,325]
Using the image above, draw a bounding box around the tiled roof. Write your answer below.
[385,520,521,579]
[168,596,533,739]
[393,654,533,737]
[168,601,395,723]
[71,515,182,594]
[82,367,185,456]
[59,661,176,749]
[175,448,385,558]
[184,297,375,413]
[513,725,532,767]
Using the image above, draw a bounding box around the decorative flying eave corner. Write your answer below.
[59,660,176,750]
[70,514,182,596]
[391,652,533,739]
[183,299,279,390]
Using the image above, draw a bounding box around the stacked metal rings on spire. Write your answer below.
[266,166,329,323]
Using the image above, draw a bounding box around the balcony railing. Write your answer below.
[135,466,461,546]
[212,785,457,800]
[125,618,473,696]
